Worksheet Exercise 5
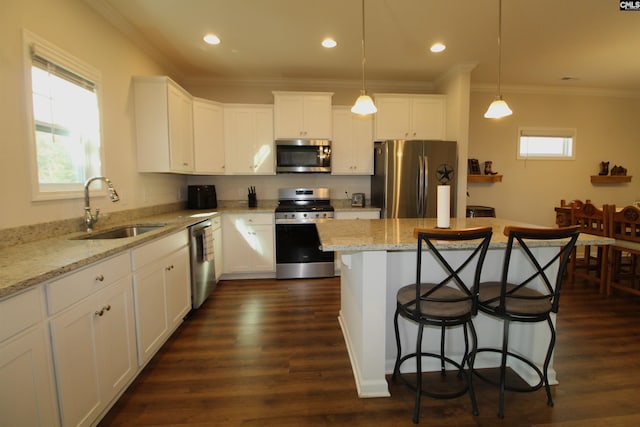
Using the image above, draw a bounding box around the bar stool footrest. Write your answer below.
[394,351,471,399]
[473,348,544,393]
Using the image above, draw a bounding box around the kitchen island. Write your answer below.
[316,217,613,398]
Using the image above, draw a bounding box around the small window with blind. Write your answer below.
[24,30,104,200]
[517,127,576,160]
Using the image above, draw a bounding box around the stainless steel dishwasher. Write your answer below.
[189,219,218,308]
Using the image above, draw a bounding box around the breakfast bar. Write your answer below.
[316,217,613,398]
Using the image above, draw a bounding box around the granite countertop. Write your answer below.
[0,209,224,299]
[0,202,381,300]
[316,217,614,252]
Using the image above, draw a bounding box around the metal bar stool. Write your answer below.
[474,225,580,419]
[392,226,493,424]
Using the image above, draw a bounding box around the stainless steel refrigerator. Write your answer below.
[371,140,457,218]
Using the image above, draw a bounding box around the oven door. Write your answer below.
[275,222,334,279]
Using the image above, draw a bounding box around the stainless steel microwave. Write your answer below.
[275,139,331,173]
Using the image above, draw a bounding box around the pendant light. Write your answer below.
[484,0,512,119]
[351,0,377,115]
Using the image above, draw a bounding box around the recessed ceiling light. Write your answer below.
[430,42,446,53]
[203,34,221,45]
[322,38,337,48]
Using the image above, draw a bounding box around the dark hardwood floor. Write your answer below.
[99,278,640,427]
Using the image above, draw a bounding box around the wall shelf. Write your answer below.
[467,174,503,183]
[590,175,632,183]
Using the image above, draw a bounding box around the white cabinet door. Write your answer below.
[132,261,168,366]
[411,96,446,140]
[165,246,191,329]
[0,327,59,427]
[0,288,58,427]
[374,94,446,141]
[374,96,412,140]
[224,105,275,175]
[134,76,194,173]
[50,276,136,427]
[193,97,225,174]
[273,92,333,139]
[167,82,195,172]
[132,230,190,366]
[331,107,374,175]
[222,213,275,274]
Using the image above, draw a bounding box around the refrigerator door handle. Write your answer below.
[423,155,429,218]
[417,154,424,217]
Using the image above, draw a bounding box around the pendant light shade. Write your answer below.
[484,97,513,119]
[352,0,376,115]
[485,0,512,119]
[351,92,377,115]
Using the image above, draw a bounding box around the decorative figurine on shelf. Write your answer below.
[611,165,628,176]
[598,161,609,176]
[468,158,481,175]
[484,160,498,175]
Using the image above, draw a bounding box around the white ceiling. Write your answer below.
[88,0,640,92]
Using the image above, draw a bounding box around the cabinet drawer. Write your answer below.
[0,287,43,342]
[132,230,189,270]
[225,213,274,226]
[46,252,131,315]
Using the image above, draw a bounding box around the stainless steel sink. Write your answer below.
[72,224,166,240]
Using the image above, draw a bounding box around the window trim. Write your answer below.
[23,29,105,201]
[517,127,576,160]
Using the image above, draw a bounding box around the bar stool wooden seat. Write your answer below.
[392,226,493,424]
[474,225,580,419]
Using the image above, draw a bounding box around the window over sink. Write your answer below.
[23,30,104,201]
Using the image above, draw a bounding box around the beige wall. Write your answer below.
[0,0,185,229]
[468,89,640,226]
[3,1,638,230]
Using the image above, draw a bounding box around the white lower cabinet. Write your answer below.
[0,288,58,427]
[48,253,136,427]
[132,231,191,366]
[222,213,275,275]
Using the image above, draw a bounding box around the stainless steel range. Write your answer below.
[275,188,335,279]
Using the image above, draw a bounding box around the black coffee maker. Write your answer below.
[187,185,217,209]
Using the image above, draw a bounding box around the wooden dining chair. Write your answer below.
[568,202,609,293]
[606,205,640,297]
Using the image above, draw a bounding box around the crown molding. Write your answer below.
[472,83,640,99]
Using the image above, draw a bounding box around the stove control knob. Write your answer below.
[315,213,320,218]
[303,213,307,218]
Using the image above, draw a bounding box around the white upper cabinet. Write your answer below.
[331,107,374,175]
[273,91,333,139]
[224,104,275,175]
[193,97,225,174]
[133,76,194,173]
[374,94,446,141]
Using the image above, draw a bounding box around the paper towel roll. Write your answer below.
[437,185,450,228]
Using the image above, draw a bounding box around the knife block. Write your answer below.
[248,193,257,208]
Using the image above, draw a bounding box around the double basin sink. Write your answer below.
[72,224,166,240]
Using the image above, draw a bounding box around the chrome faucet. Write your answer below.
[84,176,120,231]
